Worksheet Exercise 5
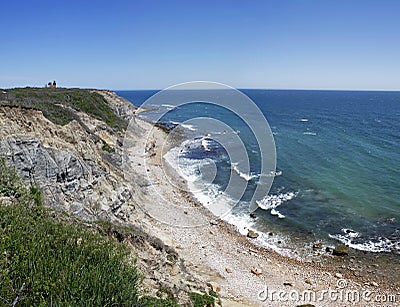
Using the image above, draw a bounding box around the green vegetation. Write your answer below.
[189,292,216,307]
[0,159,141,306]
[101,142,115,153]
[0,159,218,306]
[0,88,127,130]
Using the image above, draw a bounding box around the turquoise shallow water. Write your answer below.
[118,89,400,254]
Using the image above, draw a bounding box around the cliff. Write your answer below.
[0,88,210,305]
[0,88,135,222]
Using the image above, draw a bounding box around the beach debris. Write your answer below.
[296,304,316,307]
[283,282,293,286]
[304,278,312,285]
[247,229,259,239]
[312,242,322,249]
[210,220,218,226]
[335,273,343,279]
[251,267,262,275]
[333,244,349,256]
[268,232,274,236]
[371,281,379,287]
[250,213,257,218]
[206,281,221,292]
[225,267,232,273]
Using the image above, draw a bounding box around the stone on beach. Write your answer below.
[206,281,221,292]
[312,242,322,249]
[251,267,262,275]
[247,229,259,238]
[332,244,349,256]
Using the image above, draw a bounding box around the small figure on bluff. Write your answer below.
[46,80,57,88]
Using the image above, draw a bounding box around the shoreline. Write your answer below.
[125,115,400,306]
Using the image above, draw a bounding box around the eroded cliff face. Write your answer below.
[0,91,206,302]
[0,91,136,222]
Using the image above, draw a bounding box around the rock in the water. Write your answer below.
[251,267,262,275]
[283,282,293,286]
[297,304,316,307]
[206,281,221,292]
[333,245,349,256]
[250,213,257,218]
[247,229,259,239]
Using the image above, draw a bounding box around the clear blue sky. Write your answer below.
[1,0,399,90]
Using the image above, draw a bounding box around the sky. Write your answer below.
[0,0,399,90]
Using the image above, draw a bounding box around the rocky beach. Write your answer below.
[0,88,399,306]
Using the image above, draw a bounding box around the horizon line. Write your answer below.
[2,85,399,92]
[113,87,400,92]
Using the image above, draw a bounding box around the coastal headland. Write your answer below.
[0,88,398,306]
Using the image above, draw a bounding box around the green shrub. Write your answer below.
[2,88,127,130]
[189,292,215,307]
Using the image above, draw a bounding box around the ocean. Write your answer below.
[117,89,400,257]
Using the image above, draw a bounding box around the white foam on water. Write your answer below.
[161,104,176,110]
[170,121,197,131]
[222,211,293,256]
[163,143,297,256]
[300,118,309,122]
[201,138,213,151]
[270,208,286,219]
[256,192,297,219]
[181,123,196,131]
[329,228,400,253]
[341,228,360,239]
[230,162,259,182]
[303,132,317,136]
[164,146,204,183]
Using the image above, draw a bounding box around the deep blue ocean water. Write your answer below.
[117,89,400,255]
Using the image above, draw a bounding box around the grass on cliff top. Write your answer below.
[0,158,217,306]
[0,87,127,130]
